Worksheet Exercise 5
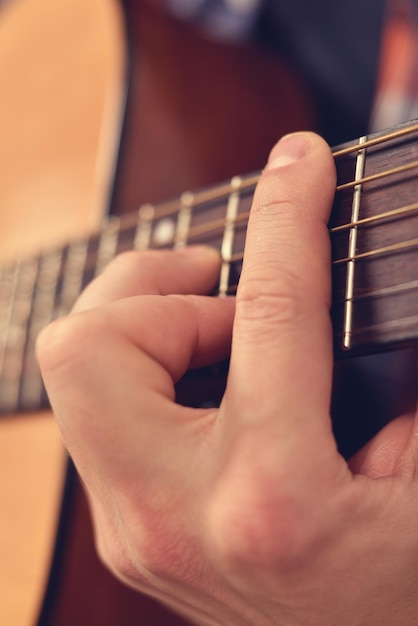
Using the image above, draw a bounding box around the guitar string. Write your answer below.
[3,121,418,277]
[2,123,418,377]
[224,274,418,305]
[332,313,418,341]
[330,201,418,232]
[89,155,417,260]
[102,144,418,249]
[3,122,418,298]
[116,153,418,234]
[91,121,418,235]
[223,231,418,269]
[8,189,418,288]
[333,236,418,265]
[226,272,418,351]
[146,197,418,262]
[336,159,418,191]
[25,215,418,313]
[332,121,418,157]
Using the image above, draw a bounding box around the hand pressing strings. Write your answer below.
[38,132,418,626]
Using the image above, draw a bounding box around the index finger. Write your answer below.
[226,132,337,442]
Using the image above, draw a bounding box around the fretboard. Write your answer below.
[1,119,418,414]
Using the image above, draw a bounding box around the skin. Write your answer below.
[38,132,418,625]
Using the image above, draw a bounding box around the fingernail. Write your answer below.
[266,132,311,170]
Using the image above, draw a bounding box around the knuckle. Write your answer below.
[36,312,101,378]
[210,479,320,575]
[236,272,305,328]
[208,438,330,575]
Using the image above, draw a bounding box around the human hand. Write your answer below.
[37,132,418,625]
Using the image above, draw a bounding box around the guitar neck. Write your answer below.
[1,119,418,414]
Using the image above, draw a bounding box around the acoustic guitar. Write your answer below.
[0,0,313,624]
[1,1,418,625]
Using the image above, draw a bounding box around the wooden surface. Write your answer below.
[0,0,124,263]
[0,1,125,624]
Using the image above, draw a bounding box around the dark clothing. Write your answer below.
[262,0,386,144]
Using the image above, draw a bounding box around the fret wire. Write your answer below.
[219,177,242,296]
[333,236,418,265]
[95,216,120,276]
[336,159,418,192]
[5,189,418,299]
[109,154,417,243]
[330,201,418,233]
[56,122,416,251]
[133,196,418,258]
[186,211,249,241]
[2,120,418,414]
[0,263,23,411]
[21,251,62,408]
[48,212,250,280]
[135,203,154,250]
[175,192,194,248]
[150,211,250,252]
[112,122,418,234]
[32,126,413,260]
[105,122,418,237]
[0,265,15,381]
[114,174,259,234]
[55,125,418,252]
[55,210,249,289]
[99,158,418,251]
[342,135,367,350]
[3,124,418,287]
[55,211,418,289]
[184,174,258,206]
[58,239,89,315]
[118,148,417,237]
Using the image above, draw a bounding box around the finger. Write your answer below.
[207,135,349,571]
[38,294,234,483]
[225,133,336,435]
[73,246,221,312]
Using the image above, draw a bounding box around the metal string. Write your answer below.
[110,121,418,236]
[6,122,418,282]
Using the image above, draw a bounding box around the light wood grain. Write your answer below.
[0,0,125,624]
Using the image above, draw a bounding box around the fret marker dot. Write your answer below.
[153,218,175,246]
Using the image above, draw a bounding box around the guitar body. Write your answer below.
[0,0,314,624]
[0,0,125,624]
[110,0,315,212]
